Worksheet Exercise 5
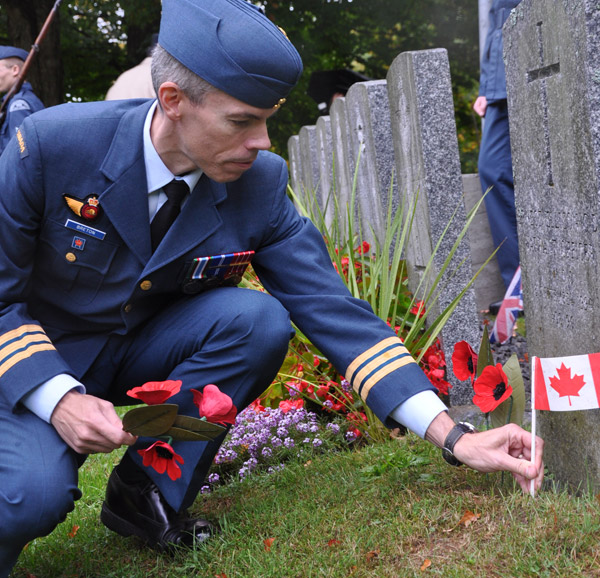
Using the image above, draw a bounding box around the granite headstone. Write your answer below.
[504,0,600,491]
[387,48,481,405]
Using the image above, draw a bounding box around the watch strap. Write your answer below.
[442,422,477,466]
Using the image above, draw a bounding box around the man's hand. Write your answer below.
[453,424,544,493]
[51,390,137,454]
[473,95,488,117]
[425,411,544,494]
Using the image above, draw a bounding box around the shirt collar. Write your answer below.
[143,101,203,193]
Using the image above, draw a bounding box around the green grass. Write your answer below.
[11,436,600,578]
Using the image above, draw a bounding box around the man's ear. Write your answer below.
[157,82,184,120]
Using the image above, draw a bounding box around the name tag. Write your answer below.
[64,219,106,240]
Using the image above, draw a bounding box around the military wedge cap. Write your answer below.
[158,0,303,109]
[0,46,28,62]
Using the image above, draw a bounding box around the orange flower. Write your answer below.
[191,384,237,424]
[127,380,182,405]
[137,440,184,481]
[472,364,512,413]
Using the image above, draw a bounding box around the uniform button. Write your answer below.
[124,304,133,313]
[140,280,152,291]
[65,252,77,263]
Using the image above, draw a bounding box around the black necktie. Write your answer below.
[150,179,189,251]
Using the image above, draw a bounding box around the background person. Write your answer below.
[474,0,522,300]
[0,45,44,155]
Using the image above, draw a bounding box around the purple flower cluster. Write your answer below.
[207,405,342,487]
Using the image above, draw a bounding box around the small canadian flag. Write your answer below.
[534,353,600,411]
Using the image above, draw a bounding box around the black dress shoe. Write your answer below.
[100,469,214,551]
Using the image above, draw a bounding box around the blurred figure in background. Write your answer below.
[0,45,44,155]
[105,34,158,100]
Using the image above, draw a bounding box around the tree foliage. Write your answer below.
[0,0,481,170]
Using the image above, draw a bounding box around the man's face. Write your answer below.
[174,89,277,182]
[0,59,20,93]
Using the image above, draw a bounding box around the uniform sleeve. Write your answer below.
[251,162,437,427]
[0,121,74,409]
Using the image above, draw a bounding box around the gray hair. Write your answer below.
[151,44,216,105]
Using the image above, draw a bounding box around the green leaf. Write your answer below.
[164,426,222,442]
[476,325,495,377]
[490,354,525,428]
[170,414,227,438]
[122,404,178,436]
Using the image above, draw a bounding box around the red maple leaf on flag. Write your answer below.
[548,363,586,406]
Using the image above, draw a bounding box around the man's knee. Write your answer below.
[0,456,80,546]
[226,289,293,358]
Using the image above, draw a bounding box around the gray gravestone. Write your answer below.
[315,115,335,228]
[344,80,397,246]
[298,125,321,214]
[287,134,304,207]
[504,0,600,491]
[329,96,355,238]
[462,173,505,312]
[387,48,481,405]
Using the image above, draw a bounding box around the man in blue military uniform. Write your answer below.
[0,0,543,574]
[474,0,522,294]
[0,45,44,155]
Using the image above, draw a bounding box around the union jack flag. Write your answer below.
[489,266,523,344]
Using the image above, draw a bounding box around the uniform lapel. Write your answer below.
[143,176,227,273]
[98,101,154,264]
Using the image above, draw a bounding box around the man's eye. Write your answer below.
[230,119,249,126]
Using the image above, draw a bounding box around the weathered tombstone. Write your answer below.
[462,173,505,312]
[329,96,355,237]
[344,80,397,246]
[504,0,600,491]
[298,125,321,214]
[315,115,335,227]
[287,134,304,207]
[387,48,481,405]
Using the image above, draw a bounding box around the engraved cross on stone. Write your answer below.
[526,21,560,187]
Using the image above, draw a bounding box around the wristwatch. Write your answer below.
[441,422,478,466]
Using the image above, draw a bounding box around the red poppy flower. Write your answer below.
[472,363,513,413]
[279,399,304,413]
[137,440,184,481]
[127,380,182,405]
[191,384,237,424]
[452,341,478,382]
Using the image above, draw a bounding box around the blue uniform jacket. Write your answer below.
[0,99,435,426]
[0,81,44,154]
[479,0,521,102]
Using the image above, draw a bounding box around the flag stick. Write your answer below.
[530,355,537,498]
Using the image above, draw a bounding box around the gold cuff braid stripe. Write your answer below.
[359,356,415,401]
[345,336,416,400]
[0,324,48,348]
[0,325,55,379]
[0,343,56,379]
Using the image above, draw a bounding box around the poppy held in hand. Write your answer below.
[452,341,478,382]
[191,384,237,424]
[472,363,513,413]
[127,380,182,405]
[137,440,184,481]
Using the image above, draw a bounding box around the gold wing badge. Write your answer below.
[63,194,101,221]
